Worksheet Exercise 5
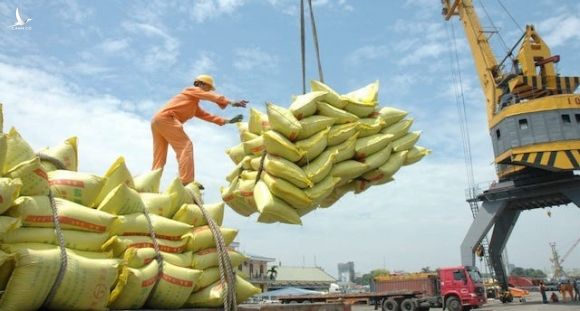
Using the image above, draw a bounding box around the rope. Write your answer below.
[142,202,164,306]
[43,190,69,308]
[300,0,306,94]
[37,153,66,170]
[253,153,267,186]
[496,0,524,33]
[307,0,324,83]
[190,192,237,311]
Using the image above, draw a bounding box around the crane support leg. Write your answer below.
[561,188,580,209]
[460,200,508,267]
[488,208,521,290]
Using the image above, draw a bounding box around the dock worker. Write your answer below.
[151,74,247,187]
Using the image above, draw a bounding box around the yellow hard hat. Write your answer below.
[194,74,215,90]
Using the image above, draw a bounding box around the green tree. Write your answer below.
[355,269,391,285]
[510,267,546,278]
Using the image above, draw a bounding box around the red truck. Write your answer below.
[277,265,485,311]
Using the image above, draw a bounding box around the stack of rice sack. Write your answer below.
[0,104,259,310]
[222,81,430,225]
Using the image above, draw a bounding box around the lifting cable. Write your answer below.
[496,0,524,34]
[477,0,511,67]
[300,0,325,94]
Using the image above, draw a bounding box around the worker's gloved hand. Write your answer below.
[228,114,243,124]
[231,100,249,108]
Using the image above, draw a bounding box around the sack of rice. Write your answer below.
[405,145,431,165]
[164,178,195,213]
[254,181,301,225]
[221,178,257,217]
[38,136,78,172]
[310,80,346,108]
[381,118,414,140]
[0,178,22,214]
[10,196,116,233]
[110,213,192,241]
[289,91,327,119]
[358,117,385,137]
[109,260,158,309]
[262,173,312,209]
[97,183,145,215]
[140,192,176,218]
[296,128,329,165]
[355,133,394,159]
[5,157,49,196]
[248,108,270,135]
[392,131,421,152]
[303,151,337,184]
[327,134,357,163]
[304,174,341,203]
[95,156,135,205]
[146,263,202,309]
[377,107,408,127]
[264,155,312,188]
[317,101,358,124]
[48,170,106,207]
[172,202,225,227]
[103,236,188,257]
[361,144,393,172]
[123,248,193,268]
[226,143,246,164]
[2,227,109,252]
[297,115,336,140]
[331,160,369,180]
[266,103,302,141]
[263,130,304,162]
[191,248,247,270]
[184,226,238,252]
[134,168,162,193]
[3,128,35,174]
[328,122,359,146]
[186,275,261,307]
[242,135,265,156]
[363,150,408,180]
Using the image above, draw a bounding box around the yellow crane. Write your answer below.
[441,0,580,303]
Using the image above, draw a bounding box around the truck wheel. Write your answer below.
[445,297,461,311]
[382,299,399,311]
[400,298,418,311]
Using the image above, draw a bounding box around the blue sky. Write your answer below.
[1,0,579,278]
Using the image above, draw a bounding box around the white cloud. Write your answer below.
[538,14,580,47]
[190,0,245,23]
[233,47,279,71]
[122,22,180,71]
[56,0,94,24]
[99,39,130,54]
[345,45,390,66]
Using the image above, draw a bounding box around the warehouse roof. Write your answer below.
[275,266,336,282]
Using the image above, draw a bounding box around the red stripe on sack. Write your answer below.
[369,111,380,118]
[367,173,385,182]
[223,194,234,202]
[0,195,4,204]
[193,226,209,233]
[289,132,298,142]
[141,275,158,287]
[161,273,193,287]
[122,232,182,241]
[25,215,106,232]
[34,169,48,180]
[239,191,253,197]
[196,248,217,255]
[250,145,264,153]
[49,179,85,188]
[129,242,184,254]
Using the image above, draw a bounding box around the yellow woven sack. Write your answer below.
[0,250,14,292]
[364,150,408,180]
[38,137,78,172]
[165,177,195,211]
[5,157,49,196]
[110,213,192,241]
[10,196,116,233]
[362,144,393,172]
[48,170,106,207]
[289,91,327,119]
[0,216,21,234]
[147,263,202,309]
[186,275,261,307]
[240,170,258,181]
[343,100,376,118]
[358,118,385,137]
[297,115,336,140]
[0,246,120,311]
[242,135,265,156]
[0,178,22,214]
[241,155,259,170]
[140,192,176,218]
[236,178,256,207]
[355,133,395,159]
[98,183,145,215]
[236,121,249,138]
[103,235,188,257]
[296,128,329,165]
[172,202,225,227]
[393,131,421,152]
[257,213,277,224]
[378,107,408,127]
[226,143,246,164]
[3,227,109,251]
[328,122,359,146]
[241,130,259,142]
[109,260,158,309]
[6,243,114,259]
[95,156,135,205]
[303,150,337,184]
[319,182,355,208]
[124,248,193,268]
[405,145,431,165]
[225,162,243,182]
[3,127,35,174]
[267,103,302,141]
[263,130,304,162]
[254,181,302,225]
[248,108,270,135]
[264,155,312,188]
[381,118,414,140]
[196,267,219,290]
[331,160,369,180]
[305,174,341,203]
[191,248,247,270]
[327,134,357,163]
[310,80,346,108]
[185,226,238,252]
[133,168,162,193]
[0,134,6,174]
[221,178,257,217]
[317,101,359,124]
[343,80,379,104]
[262,173,312,209]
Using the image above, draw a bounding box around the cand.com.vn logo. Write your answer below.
[9,7,32,30]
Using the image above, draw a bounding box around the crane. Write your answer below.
[550,237,580,280]
[441,0,580,301]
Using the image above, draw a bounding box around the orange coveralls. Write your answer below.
[151,87,231,184]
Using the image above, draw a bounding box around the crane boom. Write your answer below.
[560,237,580,264]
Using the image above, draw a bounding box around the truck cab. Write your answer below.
[439,266,486,311]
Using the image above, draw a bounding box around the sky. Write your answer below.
[1,0,579,279]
